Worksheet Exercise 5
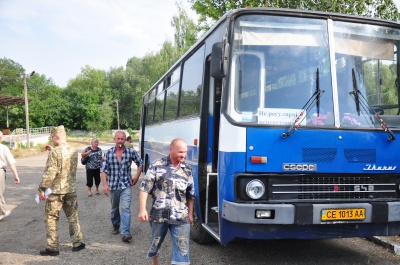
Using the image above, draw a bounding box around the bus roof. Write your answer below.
[144,7,400,98]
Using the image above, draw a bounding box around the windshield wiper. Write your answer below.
[349,68,395,141]
[349,69,361,116]
[282,69,325,138]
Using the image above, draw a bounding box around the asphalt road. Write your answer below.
[0,143,400,265]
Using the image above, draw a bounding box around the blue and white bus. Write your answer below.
[140,8,400,245]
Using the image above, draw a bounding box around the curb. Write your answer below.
[368,236,400,255]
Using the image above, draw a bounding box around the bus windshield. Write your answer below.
[228,14,400,130]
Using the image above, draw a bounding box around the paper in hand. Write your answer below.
[35,188,52,204]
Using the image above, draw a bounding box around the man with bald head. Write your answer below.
[38,125,85,256]
[139,138,195,265]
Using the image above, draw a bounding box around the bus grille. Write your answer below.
[302,148,376,163]
[269,175,398,201]
[302,148,336,162]
[344,148,376,163]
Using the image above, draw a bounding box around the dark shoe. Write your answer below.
[121,234,132,242]
[72,242,86,252]
[40,248,60,256]
[112,225,119,235]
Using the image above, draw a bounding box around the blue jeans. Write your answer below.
[147,222,190,265]
[109,187,132,235]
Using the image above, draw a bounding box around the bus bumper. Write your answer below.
[221,200,400,224]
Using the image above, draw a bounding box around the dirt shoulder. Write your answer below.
[0,141,155,265]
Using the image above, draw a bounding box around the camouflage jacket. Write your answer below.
[39,143,78,194]
[139,155,195,224]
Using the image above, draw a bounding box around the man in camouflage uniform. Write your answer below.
[138,138,195,265]
[37,125,85,256]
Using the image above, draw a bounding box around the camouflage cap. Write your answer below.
[50,125,65,137]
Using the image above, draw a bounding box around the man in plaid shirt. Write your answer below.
[101,131,143,242]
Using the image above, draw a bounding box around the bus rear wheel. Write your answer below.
[190,212,215,244]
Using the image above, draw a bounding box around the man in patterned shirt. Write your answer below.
[38,125,85,256]
[101,131,143,242]
[138,138,195,265]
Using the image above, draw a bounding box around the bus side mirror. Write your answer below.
[211,42,228,79]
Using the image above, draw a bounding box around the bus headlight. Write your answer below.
[246,179,265,199]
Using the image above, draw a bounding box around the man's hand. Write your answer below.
[138,209,148,222]
[38,191,47,201]
[14,176,20,184]
[131,176,139,186]
[103,183,110,196]
[189,213,194,224]
[138,190,149,222]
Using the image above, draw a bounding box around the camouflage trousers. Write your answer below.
[44,193,83,250]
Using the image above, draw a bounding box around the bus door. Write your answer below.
[193,58,221,243]
[140,103,147,165]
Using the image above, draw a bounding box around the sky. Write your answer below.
[0,1,399,88]
[0,0,195,88]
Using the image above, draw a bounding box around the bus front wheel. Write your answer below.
[190,212,215,244]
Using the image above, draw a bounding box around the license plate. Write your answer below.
[321,208,366,221]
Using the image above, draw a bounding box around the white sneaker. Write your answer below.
[0,211,11,221]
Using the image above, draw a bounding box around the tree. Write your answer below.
[107,66,142,130]
[25,73,69,128]
[0,58,24,96]
[189,0,399,31]
[65,66,113,130]
[0,59,68,130]
[171,3,198,53]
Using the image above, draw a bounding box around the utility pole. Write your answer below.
[23,71,35,148]
[23,73,30,148]
[115,100,120,130]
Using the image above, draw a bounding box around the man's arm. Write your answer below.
[38,151,58,191]
[138,190,149,222]
[131,149,144,186]
[131,166,143,186]
[37,151,58,200]
[101,172,109,195]
[9,163,20,184]
[187,198,194,224]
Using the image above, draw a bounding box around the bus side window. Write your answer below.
[236,54,261,113]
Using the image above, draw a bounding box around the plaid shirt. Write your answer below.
[101,146,143,190]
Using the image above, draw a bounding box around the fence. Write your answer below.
[7,126,52,149]
[3,127,139,149]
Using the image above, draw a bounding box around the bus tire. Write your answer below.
[190,212,215,244]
